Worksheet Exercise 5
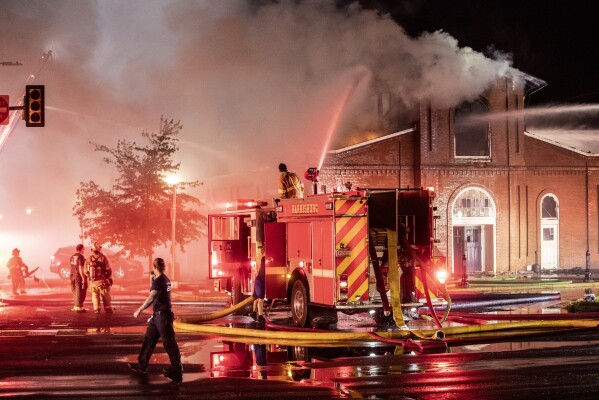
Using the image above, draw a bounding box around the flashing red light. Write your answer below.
[339,274,349,301]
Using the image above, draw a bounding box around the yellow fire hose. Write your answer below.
[385,229,406,329]
[175,318,599,342]
[181,295,255,324]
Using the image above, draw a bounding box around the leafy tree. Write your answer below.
[73,117,206,275]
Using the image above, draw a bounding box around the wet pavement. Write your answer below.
[1,279,599,399]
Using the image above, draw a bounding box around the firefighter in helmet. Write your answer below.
[6,248,29,296]
[84,242,113,313]
[277,163,304,199]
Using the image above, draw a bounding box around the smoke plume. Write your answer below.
[0,0,517,271]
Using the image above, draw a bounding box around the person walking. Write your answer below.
[85,242,113,313]
[128,258,183,383]
[70,244,87,312]
[277,163,304,199]
[6,248,28,296]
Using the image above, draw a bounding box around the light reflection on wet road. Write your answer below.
[1,285,599,398]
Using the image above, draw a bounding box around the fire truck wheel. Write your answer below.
[288,346,310,362]
[291,280,309,327]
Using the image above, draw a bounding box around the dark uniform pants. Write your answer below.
[137,311,182,370]
[70,275,87,308]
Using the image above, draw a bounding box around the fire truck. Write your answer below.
[208,187,445,327]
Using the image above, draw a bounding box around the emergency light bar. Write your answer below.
[224,199,267,211]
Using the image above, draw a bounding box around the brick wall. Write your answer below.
[320,78,599,274]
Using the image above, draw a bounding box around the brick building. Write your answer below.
[319,76,599,275]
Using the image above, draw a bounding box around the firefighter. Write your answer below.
[70,244,87,312]
[128,258,183,383]
[6,248,28,296]
[84,242,113,313]
[277,163,304,199]
[250,255,266,328]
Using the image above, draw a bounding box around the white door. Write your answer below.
[540,220,559,269]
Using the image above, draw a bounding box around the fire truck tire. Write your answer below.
[291,280,309,327]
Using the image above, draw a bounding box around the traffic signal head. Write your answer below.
[25,85,44,127]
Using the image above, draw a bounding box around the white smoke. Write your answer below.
[0,0,518,271]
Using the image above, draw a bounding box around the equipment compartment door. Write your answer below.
[312,220,335,306]
[264,222,287,299]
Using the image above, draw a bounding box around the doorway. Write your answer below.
[540,194,559,269]
[451,187,496,274]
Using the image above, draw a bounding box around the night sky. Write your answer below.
[355,0,599,106]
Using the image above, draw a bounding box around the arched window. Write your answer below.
[454,98,491,158]
[541,195,558,219]
[452,188,495,219]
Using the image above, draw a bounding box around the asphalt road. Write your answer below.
[1,281,599,399]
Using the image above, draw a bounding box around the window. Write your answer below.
[541,196,558,218]
[211,216,239,240]
[454,98,491,158]
[543,227,554,241]
[453,188,495,219]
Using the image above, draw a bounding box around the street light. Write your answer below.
[165,175,180,286]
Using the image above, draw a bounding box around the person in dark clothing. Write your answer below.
[250,255,266,327]
[70,244,87,312]
[128,258,183,383]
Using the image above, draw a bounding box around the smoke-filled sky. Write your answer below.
[0,0,576,272]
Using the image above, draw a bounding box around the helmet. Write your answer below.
[12,248,20,256]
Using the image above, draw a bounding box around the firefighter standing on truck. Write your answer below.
[6,248,28,296]
[85,242,113,313]
[70,244,87,312]
[278,163,304,199]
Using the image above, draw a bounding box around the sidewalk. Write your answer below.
[447,276,599,294]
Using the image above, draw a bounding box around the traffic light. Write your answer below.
[24,85,44,127]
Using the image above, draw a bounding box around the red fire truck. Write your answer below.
[208,188,444,327]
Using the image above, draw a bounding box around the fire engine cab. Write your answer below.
[208,188,445,327]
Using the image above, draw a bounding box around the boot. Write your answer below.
[163,365,183,383]
[128,363,147,374]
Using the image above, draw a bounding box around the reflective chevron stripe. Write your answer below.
[335,199,369,302]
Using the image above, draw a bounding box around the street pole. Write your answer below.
[171,183,177,286]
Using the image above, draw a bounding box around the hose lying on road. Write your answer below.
[421,311,599,321]
[175,318,599,343]
[180,296,255,323]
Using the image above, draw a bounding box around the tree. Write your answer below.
[73,117,206,274]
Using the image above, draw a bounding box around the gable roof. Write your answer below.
[525,129,599,157]
[328,127,416,154]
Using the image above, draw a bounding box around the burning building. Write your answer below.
[319,74,599,276]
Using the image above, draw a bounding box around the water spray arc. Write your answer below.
[317,67,371,171]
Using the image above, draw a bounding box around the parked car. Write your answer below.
[49,246,144,281]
